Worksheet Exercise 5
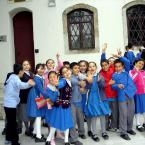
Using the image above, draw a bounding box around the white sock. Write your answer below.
[64,129,69,143]
[136,114,141,126]
[143,113,145,124]
[47,127,56,142]
[35,117,42,138]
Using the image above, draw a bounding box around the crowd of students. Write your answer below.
[2,43,145,145]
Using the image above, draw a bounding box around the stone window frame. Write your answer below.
[63,4,99,54]
[122,0,145,46]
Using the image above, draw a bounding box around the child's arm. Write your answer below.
[56,53,63,71]
[101,43,107,62]
[97,74,105,88]
[35,78,48,98]
[17,79,34,90]
[57,78,66,89]
[111,75,119,90]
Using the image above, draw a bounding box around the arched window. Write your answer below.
[67,9,95,50]
[127,5,145,46]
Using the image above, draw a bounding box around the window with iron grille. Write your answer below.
[127,5,145,46]
[67,9,95,50]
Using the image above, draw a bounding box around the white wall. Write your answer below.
[0,0,142,84]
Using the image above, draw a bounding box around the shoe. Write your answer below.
[87,131,93,137]
[79,134,86,139]
[17,128,22,134]
[91,134,100,142]
[70,141,83,145]
[5,140,11,144]
[120,134,131,140]
[25,130,33,137]
[143,123,145,129]
[35,136,46,142]
[102,133,109,140]
[31,133,36,139]
[2,128,6,135]
[127,130,136,135]
[45,141,51,145]
[65,143,70,145]
[43,123,48,127]
[107,128,117,132]
[136,125,144,132]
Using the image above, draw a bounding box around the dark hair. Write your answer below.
[46,59,54,65]
[59,66,68,76]
[89,61,97,67]
[35,63,44,73]
[13,64,23,75]
[63,61,70,66]
[78,60,89,68]
[134,58,145,66]
[70,62,79,69]
[48,71,58,79]
[101,59,109,66]
[128,43,133,49]
[114,59,124,66]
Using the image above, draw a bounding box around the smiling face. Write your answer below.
[46,59,55,70]
[72,65,80,75]
[101,61,109,72]
[37,66,45,76]
[88,62,97,74]
[48,72,58,86]
[135,60,145,70]
[114,62,124,73]
[79,62,88,73]
[22,60,31,72]
[61,67,71,79]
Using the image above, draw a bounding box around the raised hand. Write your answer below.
[102,43,107,53]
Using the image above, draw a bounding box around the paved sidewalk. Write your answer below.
[0,120,145,145]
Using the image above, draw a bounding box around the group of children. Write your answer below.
[2,44,145,145]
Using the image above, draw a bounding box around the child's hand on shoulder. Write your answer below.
[28,79,35,86]
[79,80,86,88]
[118,84,124,89]
[109,79,115,85]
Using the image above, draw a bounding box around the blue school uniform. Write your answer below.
[85,73,111,117]
[45,79,74,131]
[27,75,48,118]
[112,71,136,102]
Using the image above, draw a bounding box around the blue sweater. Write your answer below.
[112,71,136,102]
[4,74,31,108]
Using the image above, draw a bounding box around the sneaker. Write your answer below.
[79,134,86,139]
[127,130,136,135]
[120,134,131,140]
[2,128,6,135]
[35,136,46,142]
[70,140,83,145]
[136,125,144,132]
[102,132,109,140]
[87,131,93,137]
[108,128,117,132]
[91,134,100,142]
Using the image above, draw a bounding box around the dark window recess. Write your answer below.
[14,0,25,2]
[127,5,145,46]
[67,9,95,50]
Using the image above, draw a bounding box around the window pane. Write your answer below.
[127,5,145,46]
[67,9,95,50]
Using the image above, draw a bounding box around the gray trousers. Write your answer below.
[87,116,106,135]
[119,98,135,135]
[70,104,85,142]
[106,101,119,129]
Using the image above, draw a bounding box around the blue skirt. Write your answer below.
[45,106,74,131]
[134,94,145,114]
[81,93,86,113]
[26,88,45,118]
[85,100,111,117]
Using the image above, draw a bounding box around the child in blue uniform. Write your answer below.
[112,59,136,140]
[85,62,111,142]
[45,68,73,145]
[27,64,48,143]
